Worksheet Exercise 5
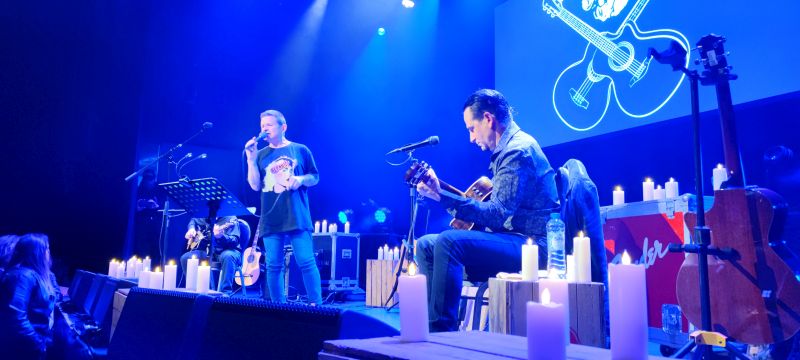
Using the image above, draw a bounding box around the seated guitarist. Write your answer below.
[415,89,560,332]
[180,216,242,295]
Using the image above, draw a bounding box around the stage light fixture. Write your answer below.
[337,209,354,224]
[374,208,389,224]
[401,0,415,8]
[377,27,386,36]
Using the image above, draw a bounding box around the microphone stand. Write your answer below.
[125,123,211,268]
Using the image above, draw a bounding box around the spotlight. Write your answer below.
[374,208,389,224]
[377,27,386,36]
[401,0,415,8]
[338,209,354,224]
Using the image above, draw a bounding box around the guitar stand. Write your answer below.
[672,330,750,360]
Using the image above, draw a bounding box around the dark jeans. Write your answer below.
[416,230,544,332]
[263,230,322,304]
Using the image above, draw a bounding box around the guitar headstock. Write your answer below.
[696,34,736,82]
[404,161,431,187]
[542,0,562,18]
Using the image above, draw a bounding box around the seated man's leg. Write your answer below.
[430,230,526,332]
[216,249,242,294]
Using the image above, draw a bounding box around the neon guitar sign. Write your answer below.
[542,0,690,131]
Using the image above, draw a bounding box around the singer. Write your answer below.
[244,109,322,305]
[415,89,560,332]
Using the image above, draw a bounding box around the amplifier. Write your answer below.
[289,232,360,295]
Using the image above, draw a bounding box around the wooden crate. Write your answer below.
[365,259,401,308]
[488,277,607,348]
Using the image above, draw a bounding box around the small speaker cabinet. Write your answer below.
[289,232,360,294]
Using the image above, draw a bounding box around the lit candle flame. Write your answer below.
[541,288,551,305]
[527,238,533,246]
[645,177,652,182]
[669,177,675,182]
[408,262,417,276]
[145,256,150,259]
[615,185,622,191]
[155,266,161,272]
[578,231,584,238]
[622,251,632,265]
[191,254,197,259]
[169,259,176,266]
[657,185,662,190]
[201,261,208,267]
[717,163,724,169]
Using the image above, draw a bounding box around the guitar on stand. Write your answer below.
[659,35,800,358]
[235,234,262,287]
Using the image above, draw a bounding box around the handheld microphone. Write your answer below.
[387,136,440,154]
[255,131,269,142]
[203,122,213,129]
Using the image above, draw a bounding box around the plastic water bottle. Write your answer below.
[546,213,566,279]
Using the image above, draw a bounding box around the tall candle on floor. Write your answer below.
[186,255,199,290]
[665,178,679,199]
[108,259,117,277]
[143,256,152,272]
[527,289,567,360]
[653,185,666,201]
[642,178,654,201]
[137,270,151,288]
[712,164,728,191]
[539,275,570,343]
[573,231,591,283]
[150,267,164,290]
[613,186,625,205]
[378,246,385,260]
[164,260,177,290]
[610,251,648,360]
[521,238,538,281]
[399,263,428,342]
[196,261,211,294]
[314,221,321,233]
[116,262,125,279]
[135,259,144,278]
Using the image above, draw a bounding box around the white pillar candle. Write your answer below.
[613,186,625,206]
[314,221,321,233]
[321,219,328,233]
[150,267,164,290]
[383,244,390,260]
[610,251,648,360]
[196,261,211,294]
[108,260,117,277]
[186,255,199,291]
[712,164,728,191]
[653,185,666,201]
[642,178,654,201]
[573,232,591,283]
[344,221,350,234]
[399,263,428,342]
[116,263,125,278]
[143,256,151,272]
[538,276,570,343]
[665,178,679,199]
[391,247,399,261]
[164,261,177,290]
[565,255,575,282]
[126,257,135,278]
[378,246,385,260]
[135,259,144,279]
[137,270,151,288]
[527,289,567,360]
[521,239,539,281]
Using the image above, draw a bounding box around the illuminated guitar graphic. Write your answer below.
[542,0,690,131]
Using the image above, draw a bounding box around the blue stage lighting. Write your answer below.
[337,209,354,224]
[377,27,386,36]
[374,208,388,223]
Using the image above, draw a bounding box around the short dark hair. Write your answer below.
[260,109,287,126]
[462,89,513,126]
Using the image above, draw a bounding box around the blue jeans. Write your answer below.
[416,230,543,332]
[262,230,322,304]
[180,249,241,294]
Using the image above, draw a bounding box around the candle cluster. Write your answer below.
[612,177,680,205]
[378,244,400,261]
[109,256,178,290]
[313,220,351,234]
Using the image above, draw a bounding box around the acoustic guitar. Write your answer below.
[235,235,262,286]
[185,219,237,252]
[675,35,800,345]
[404,161,493,230]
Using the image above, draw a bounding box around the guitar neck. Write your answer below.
[554,6,617,58]
[622,0,649,24]
[716,80,745,187]
[437,179,465,198]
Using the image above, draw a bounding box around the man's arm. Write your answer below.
[244,138,262,191]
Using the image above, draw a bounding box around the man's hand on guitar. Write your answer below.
[213,224,224,239]
[185,228,197,240]
[416,168,442,202]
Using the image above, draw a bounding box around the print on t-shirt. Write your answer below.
[263,155,296,193]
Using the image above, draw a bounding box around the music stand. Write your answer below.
[159,177,252,294]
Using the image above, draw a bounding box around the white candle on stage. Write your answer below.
[573,231,591,283]
[164,260,177,291]
[399,263,428,342]
[653,185,666,201]
[186,255,199,291]
[539,275,570,343]
[527,289,567,360]
[150,267,164,290]
[126,257,135,278]
[613,186,625,206]
[378,246,385,260]
[344,221,350,234]
[322,219,328,233]
[108,259,117,277]
[143,256,151,272]
[521,238,538,281]
[610,251,648,360]
[383,244,390,260]
[328,223,335,233]
[393,246,400,261]
[196,261,211,294]
[137,270,151,288]
[665,178,679,199]
[135,259,144,278]
[566,255,575,282]
[116,262,125,279]
[712,164,728,191]
[314,221,321,234]
[642,178,654,201]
